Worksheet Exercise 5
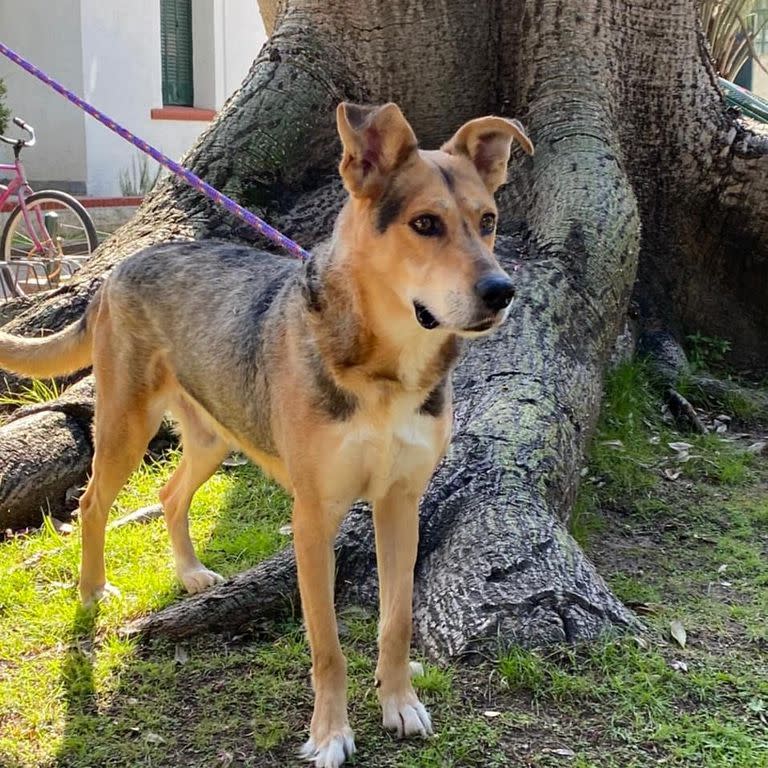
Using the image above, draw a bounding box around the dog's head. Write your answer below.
[336,102,533,337]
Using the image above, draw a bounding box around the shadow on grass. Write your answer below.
[55,605,98,765]
[51,460,313,768]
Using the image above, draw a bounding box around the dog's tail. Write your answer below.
[0,293,100,379]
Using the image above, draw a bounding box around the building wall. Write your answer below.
[0,0,88,192]
[80,0,266,196]
[220,0,266,100]
[1,0,266,197]
[79,0,208,196]
[192,0,265,110]
[753,56,768,99]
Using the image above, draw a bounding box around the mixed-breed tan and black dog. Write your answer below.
[0,102,533,767]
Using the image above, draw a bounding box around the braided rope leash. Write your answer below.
[0,41,312,261]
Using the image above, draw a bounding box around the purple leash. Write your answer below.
[0,41,312,261]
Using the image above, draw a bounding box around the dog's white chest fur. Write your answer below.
[330,394,446,504]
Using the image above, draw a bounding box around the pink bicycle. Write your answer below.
[0,117,98,300]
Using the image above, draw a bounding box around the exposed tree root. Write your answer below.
[665,387,707,434]
[639,329,768,426]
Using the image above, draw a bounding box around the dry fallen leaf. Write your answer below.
[668,441,693,452]
[221,452,249,468]
[51,518,73,535]
[627,602,659,616]
[409,661,425,678]
[544,747,576,758]
[483,710,503,718]
[670,659,688,672]
[174,644,189,665]
[108,504,163,530]
[670,620,687,649]
[663,469,681,481]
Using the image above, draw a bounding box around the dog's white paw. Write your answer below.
[300,727,355,768]
[380,690,433,738]
[179,566,224,594]
[80,581,121,608]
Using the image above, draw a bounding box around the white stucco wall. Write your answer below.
[220,0,266,100]
[80,0,266,196]
[753,56,768,99]
[1,0,266,197]
[195,0,266,110]
[79,0,204,196]
[0,0,88,191]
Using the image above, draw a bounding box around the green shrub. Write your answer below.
[0,78,9,135]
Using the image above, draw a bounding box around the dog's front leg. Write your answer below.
[373,482,433,738]
[294,498,355,767]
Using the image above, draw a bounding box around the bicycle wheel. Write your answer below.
[0,190,98,293]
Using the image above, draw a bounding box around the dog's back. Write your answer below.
[105,240,299,453]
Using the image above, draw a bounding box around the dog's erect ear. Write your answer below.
[441,116,534,193]
[336,102,418,198]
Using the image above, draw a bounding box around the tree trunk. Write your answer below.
[4,0,767,658]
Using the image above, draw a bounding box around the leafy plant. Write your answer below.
[118,153,163,196]
[0,377,61,408]
[700,0,768,80]
[0,78,9,135]
[686,331,732,372]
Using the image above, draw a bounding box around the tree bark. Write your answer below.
[2,0,766,656]
[126,241,641,656]
[0,379,94,529]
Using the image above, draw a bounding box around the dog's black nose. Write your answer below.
[475,274,515,312]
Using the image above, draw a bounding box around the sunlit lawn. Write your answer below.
[1,362,767,767]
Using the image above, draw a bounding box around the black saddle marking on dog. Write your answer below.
[438,165,455,192]
[419,380,446,417]
[301,257,323,312]
[311,351,358,420]
[375,183,404,233]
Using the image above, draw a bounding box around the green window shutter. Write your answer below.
[161,0,194,106]
[756,0,768,56]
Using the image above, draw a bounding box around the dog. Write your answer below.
[0,102,533,767]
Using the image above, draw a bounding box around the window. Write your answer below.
[756,0,768,56]
[160,0,194,107]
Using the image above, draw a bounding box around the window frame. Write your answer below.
[160,0,194,108]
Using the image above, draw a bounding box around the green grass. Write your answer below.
[572,361,758,543]
[0,377,62,408]
[1,358,767,767]
[0,454,294,767]
[562,360,768,767]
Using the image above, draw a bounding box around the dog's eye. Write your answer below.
[409,214,444,237]
[480,213,496,236]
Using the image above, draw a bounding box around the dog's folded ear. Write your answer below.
[336,102,418,198]
[441,116,534,193]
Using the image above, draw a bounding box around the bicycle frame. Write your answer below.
[0,155,56,257]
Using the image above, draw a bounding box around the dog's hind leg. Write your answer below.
[159,406,228,594]
[372,483,433,738]
[78,390,165,606]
